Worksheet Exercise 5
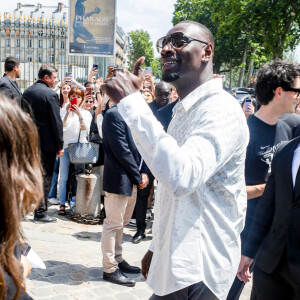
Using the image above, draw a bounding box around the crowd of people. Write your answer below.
[0,19,300,300]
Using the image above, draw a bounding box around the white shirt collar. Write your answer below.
[181,78,223,112]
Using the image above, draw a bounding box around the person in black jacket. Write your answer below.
[101,104,149,287]
[23,64,64,223]
[148,81,171,119]
[0,56,22,106]
[238,131,300,299]
[157,98,180,132]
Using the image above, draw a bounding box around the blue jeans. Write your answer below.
[48,157,60,199]
[58,147,84,205]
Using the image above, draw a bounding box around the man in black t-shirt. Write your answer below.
[227,60,300,300]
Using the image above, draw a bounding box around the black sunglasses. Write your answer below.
[85,100,94,103]
[156,32,208,53]
[283,87,300,98]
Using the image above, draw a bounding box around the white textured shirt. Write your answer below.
[60,108,92,149]
[118,78,249,299]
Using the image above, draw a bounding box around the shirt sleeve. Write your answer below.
[148,239,155,252]
[118,92,248,199]
[96,114,104,138]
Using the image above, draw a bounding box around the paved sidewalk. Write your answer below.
[22,205,252,299]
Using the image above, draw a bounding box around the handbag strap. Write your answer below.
[77,124,91,143]
[77,128,81,143]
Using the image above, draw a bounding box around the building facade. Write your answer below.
[0,2,128,90]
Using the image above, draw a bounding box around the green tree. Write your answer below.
[128,30,154,71]
[172,0,300,87]
[151,57,162,80]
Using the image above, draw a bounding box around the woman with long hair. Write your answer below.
[0,95,43,299]
[59,82,71,108]
[58,87,92,215]
[48,82,72,206]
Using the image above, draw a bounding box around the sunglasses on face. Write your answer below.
[85,100,94,104]
[156,32,208,53]
[283,87,300,98]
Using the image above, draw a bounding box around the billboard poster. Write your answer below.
[69,0,116,56]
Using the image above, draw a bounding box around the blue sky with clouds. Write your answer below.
[1,0,299,61]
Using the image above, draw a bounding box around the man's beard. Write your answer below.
[162,71,180,83]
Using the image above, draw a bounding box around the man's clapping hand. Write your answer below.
[101,57,145,104]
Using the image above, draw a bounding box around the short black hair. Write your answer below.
[255,60,300,106]
[241,96,258,112]
[178,20,215,45]
[4,56,20,72]
[155,81,171,95]
[84,81,93,87]
[38,64,57,79]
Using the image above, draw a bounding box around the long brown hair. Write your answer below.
[59,82,71,108]
[0,96,43,299]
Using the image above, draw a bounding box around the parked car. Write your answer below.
[235,91,250,104]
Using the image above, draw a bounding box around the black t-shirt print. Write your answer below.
[245,114,292,186]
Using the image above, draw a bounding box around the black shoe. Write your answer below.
[34,214,56,223]
[132,231,146,244]
[103,269,135,287]
[118,260,141,274]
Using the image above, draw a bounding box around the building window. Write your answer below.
[49,54,54,63]
[61,41,65,49]
[6,39,10,47]
[39,40,43,48]
[38,31,43,37]
[59,54,65,64]
[50,40,54,48]
[38,53,42,63]
[27,54,32,62]
[28,39,32,48]
[16,53,20,60]
[16,39,20,47]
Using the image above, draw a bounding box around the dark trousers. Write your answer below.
[136,175,154,232]
[149,281,218,300]
[34,150,56,218]
[251,251,300,300]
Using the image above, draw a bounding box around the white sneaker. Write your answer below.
[128,219,137,227]
[48,198,59,205]
[146,209,152,219]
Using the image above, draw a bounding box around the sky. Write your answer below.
[1,0,299,61]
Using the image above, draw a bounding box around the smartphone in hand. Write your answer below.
[86,87,92,97]
[244,98,252,110]
[70,96,77,108]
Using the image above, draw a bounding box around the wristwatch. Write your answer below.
[79,117,83,121]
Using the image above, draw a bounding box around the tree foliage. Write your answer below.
[128,30,154,71]
[172,0,300,87]
[152,58,163,80]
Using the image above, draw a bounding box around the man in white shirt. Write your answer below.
[101,20,248,300]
